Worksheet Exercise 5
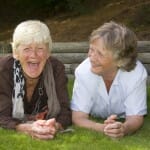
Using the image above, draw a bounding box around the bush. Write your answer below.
[15,0,89,16]
[130,4,150,27]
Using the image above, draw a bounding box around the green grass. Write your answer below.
[67,79,74,99]
[0,81,150,150]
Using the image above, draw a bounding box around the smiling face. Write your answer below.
[88,38,118,78]
[14,43,49,79]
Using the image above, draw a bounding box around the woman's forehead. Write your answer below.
[90,38,105,50]
[18,42,47,48]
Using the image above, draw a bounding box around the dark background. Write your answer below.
[0,0,150,42]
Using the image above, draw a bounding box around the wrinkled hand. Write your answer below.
[31,118,56,140]
[104,114,117,125]
[104,115,125,138]
[104,121,125,138]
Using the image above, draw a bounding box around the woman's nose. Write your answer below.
[30,49,37,57]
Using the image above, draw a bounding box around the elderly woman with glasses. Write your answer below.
[0,20,71,140]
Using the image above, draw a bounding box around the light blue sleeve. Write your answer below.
[71,69,94,114]
[124,68,147,116]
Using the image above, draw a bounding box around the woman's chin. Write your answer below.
[91,68,102,75]
[24,71,41,79]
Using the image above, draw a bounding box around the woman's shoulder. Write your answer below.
[118,60,147,87]
[49,56,64,67]
[49,56,65,77]
[0,55,14,71]
[121,61,147,79]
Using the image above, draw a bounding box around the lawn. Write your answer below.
[0,80,150,150]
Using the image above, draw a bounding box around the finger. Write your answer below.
[104,126,124,138]
[104,122,122,130]
[107,115,118,120]
[32,125,50,134]
[33,124,56,135]
[32,133,54,140]
[48,127,56,135]
[104,127,121,135]
[104,119,116,124]
[34,120,47,126]
[46,118,56,126]
[104,123,124,135]
[104,115,118,125]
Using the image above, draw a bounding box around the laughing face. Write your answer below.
[88,38,118,77]
[14,43,49,79]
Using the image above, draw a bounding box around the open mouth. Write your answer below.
[27,62,40,71]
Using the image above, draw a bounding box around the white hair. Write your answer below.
[12,20,52,53]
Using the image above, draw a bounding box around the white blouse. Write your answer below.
[71,58,147,119]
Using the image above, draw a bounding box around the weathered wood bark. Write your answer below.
[52,42,88,53]
[137,41,150,52]
[0,41,150,84]
[143,64,150,75]
[138,53,150,63]
[53,41,150,84]
[147,76,150,85]
[52,53,87,64]
[1,41,149,53]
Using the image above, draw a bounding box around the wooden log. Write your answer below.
[143,64,150,75]
[137,41,150,53]
[0,42,12,53]
[64,64,79,74]
[0,41,150,53]
[147,76,150,85]
[0,41,150,85]
[138,53,150,63]
[52,53,87,64]
[52,42,88,53]
[53,53,150,64]
[51,41,150,53]
[0,53,12,57]
[53,52,150,65]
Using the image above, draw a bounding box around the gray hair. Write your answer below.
[90,21,137,71]
[12,20,52,53]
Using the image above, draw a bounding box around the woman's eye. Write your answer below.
[97,51,103,56]
[23,48,30,52]
[38,48,43,50]
[37,48,44,52]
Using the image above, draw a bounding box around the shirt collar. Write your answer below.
[111,69,121,85]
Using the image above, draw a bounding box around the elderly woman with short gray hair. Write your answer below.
[0,20,71,140]
[71,21,147,138]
